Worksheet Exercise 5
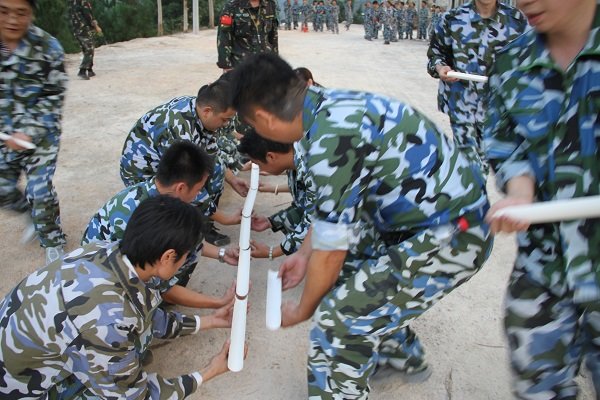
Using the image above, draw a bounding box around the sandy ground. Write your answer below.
[0,25,595,399]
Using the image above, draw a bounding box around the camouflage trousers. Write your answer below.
[0,141,66,248]
[397,21,405,38]
[417,21,427,39]
[73,29,95,70]
[307,215,492,399]
[505,224,600,399]
[450,119,489,179]
[293,15,299,29]
[382,24,392,41]
[364,21,372,39]
[404,23,413,39]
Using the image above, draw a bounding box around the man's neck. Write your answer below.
[0,36,20,52]
[547,0,596,70]
[475,1,496,18]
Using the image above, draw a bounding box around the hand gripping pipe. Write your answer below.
[493,195,600,224]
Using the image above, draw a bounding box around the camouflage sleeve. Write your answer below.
[217,1,235,69]
[16,38,67,144]
[279,206,310,255]
[426,12,453,78]
[151,307,200,338]
[483,70,535,194]
[66,325,200,399]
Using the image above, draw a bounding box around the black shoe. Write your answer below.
[87,69,96,77]
[205,226,230,246]
[77,69,89,80]
[384,40,390,44]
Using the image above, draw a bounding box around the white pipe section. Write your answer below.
[242,189,258,218]
[228,297,248,372]
[493,196,600,224]
[239,217,251,249]
[266,269,282,331]
[0,132,36,150]
[236,248,251,298]
[447,71,488,83]
[250,163,260,190]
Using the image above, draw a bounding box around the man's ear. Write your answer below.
[254,108,275,130]
[199,106,213,119]
[173,182,188,195]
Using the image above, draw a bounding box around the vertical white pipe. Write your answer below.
[235,249,251,298]
[266,269,282,331]
[228,298,248,372]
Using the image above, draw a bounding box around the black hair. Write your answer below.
[156,140,214,188]
[237,128,292,163]
[230,53,307,123]
[294,67,322,88]
[121,195,205,268]
[196,76,232,113]
[372,1,378,5]
[25,0,36,8]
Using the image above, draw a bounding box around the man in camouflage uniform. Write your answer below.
[427,0,527,177]
[404,0,416,39]
[363,1,373,39]
[120,78,248,246]
[330,0,340,33]
[484,0,600,398]
[371,0,382,38]
[216,0,278,71]
[396,1,406,39]
[0,196,234,398]
[237,129,315,260]
[85,141,237,312]
[344,0,353,30]
[68,0,101,80]
[417,0,428,39]
[381,1,394,44]
[284,0,292,30]
[0,0,67,265]
[292,0,301,29]
[428,5,440,39]
[230,53,492,399]
[300,0,310,30]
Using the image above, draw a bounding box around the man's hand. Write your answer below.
[223,247,239,266]
[5,132,33,151]
[249,240,269,258]
[279,252,309,290]
[436,65,459,82]
[200,340,249,382]
[228,176,250,197]
[204,299,235,329]
[219,281,236,307]
[485,197,533,234]
[251,215,272,232]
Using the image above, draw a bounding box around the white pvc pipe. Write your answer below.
[239,217,251,249]
[266,269,282,331]
[0,132,36,150]
[250,163,260,190]
[493,196,600,224]
[235,248,251,298]
[447,71,488,83]
[228,297,248,372]
[242,189,258,218]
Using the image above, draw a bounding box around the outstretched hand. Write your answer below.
[279,252,309,290]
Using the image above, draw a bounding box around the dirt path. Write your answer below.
[0,26,594,399]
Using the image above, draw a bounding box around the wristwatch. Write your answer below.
[218,247,226,263]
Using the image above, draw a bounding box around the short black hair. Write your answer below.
[237,129,292,163]
[196,75,232,113]
[230,53,307,123]
[156,140,213,187]
[25,0,36,8]
[121,195,205,268]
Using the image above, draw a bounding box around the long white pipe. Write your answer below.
[229,163,260,372]
[493,196,600,224]
[266,269,282,331]
[0,132,36,150]
[447,71,488,83]
[228,297,248,372]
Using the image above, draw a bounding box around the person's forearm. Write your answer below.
[211,209,235,225]
[202,242,219,259]
[162,285,224,309]
[296,227,313,258]
[296,249,346,320]
[506,175,536,201]
[224,168,236,184]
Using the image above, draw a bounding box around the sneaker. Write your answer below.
[87,69,96,77]
[205,227,230,246]
[384,40,390,44]
[371,363,432,384]
[77,69,89,80]
[45,246,64,265]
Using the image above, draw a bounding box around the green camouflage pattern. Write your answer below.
[484,8,600,398]
[0,25,67,248]
[417,5,428,39]
[0,242,200,398]
[217,0,279,69]
[268,142,315,255]
[427,1,527,173]
[68,0,96,70]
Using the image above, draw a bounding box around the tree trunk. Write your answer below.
[183,0,189,32]
[157,0,164,35]
[208,0,215,29]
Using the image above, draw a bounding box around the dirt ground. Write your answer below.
[0,25,595,399]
